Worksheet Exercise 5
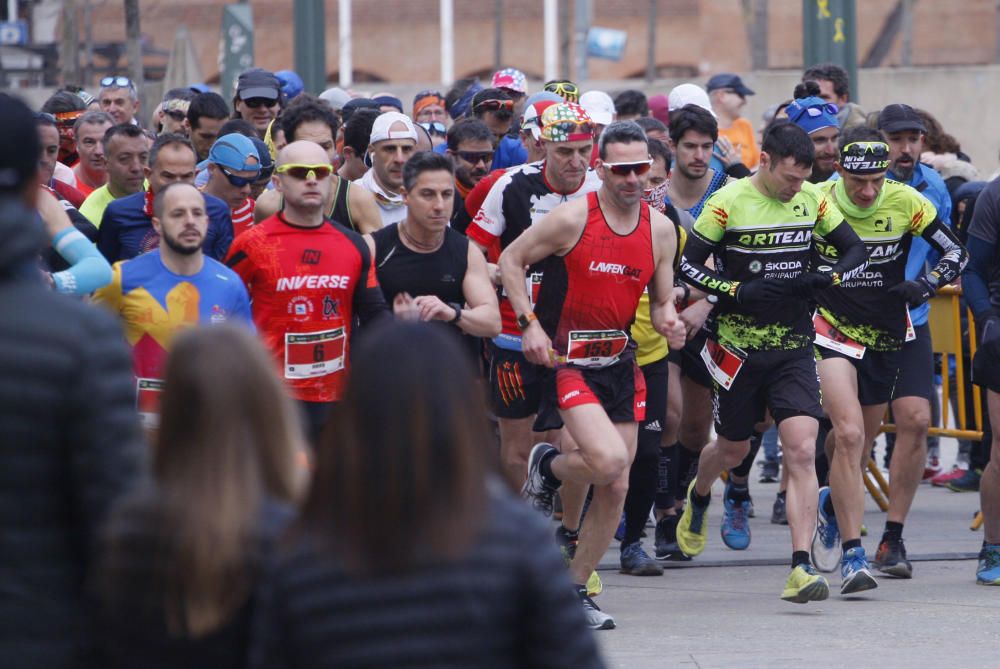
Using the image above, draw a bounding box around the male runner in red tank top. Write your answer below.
[500,121,685,630]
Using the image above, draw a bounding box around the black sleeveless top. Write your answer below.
[372,223,468,305]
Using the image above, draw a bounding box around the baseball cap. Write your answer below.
[373,94,404,113]
[370,111,418,144]
[320,87,352,111]
[539,102,594,143]
[579,90,615,126]
[706,73,755,97]
[667,84,716,118]
[197,133,262,172]
[491,68,527,95]
[341,98,381,123]
[250,137,274,175]
[521,99,559,139]
[236,68,281,101]
[648,94,670,125]
[276,70,305,100]
[878,104,926,134]
[785,96,839,135]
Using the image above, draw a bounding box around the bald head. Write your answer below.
[153,181,204,219]
[277,140,332,168]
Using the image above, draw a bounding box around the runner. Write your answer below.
[784,95,840,184]
[92,182,252,430]
[199,133,261,239]
[71,111,113,197]
[225,141,389,443]
[505,120,684,629]
[232,68,283,138]
[676,120,869,603]
[187,92,231,162]
[79,124,148,226]
[811,128,966,591]
[444,119,495,224]
[355,112,418,227]
[98,76,140,126]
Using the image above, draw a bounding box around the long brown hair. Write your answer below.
[102,325,304,637]
[300,322,491,574]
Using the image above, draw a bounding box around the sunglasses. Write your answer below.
[164,110,187,122]
[840,141,891,172]
[544,81,580,102]
[789,102,839,122]
[474,99,514,120]
[541,119,596,141]
[100,76,135,89]
[220,165,261,187]
[456,150,495,166]
[243,97,279,109]
[275,163,333,180]
[419,121,448,136]
[603,159,653,176]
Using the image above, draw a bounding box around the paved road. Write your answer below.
[581,439,999,668]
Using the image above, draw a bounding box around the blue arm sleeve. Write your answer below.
[50,227,113,295]
[962,234,995,318]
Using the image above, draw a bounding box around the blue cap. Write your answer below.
[276,70,304,100]
[786,96,839,135]
[706,73,755,96]
[189,83,212,94]
[250,137,273,171]
[372,94,404,113]
[197,133,261,173]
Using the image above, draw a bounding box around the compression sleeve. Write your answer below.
[678,232,738,300]
[919,217,968,287]
[50,227,113,295]
[823,221,869,284]
[962,234,994,318]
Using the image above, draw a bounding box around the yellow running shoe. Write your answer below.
[587,570,603,597]
[781,564,830,604]
[676,480,709,557]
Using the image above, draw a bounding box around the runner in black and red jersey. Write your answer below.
[501,121,684,630]
[467,102,601,491]
[225,140,389,442]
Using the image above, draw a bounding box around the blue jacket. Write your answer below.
[97,190,233,264]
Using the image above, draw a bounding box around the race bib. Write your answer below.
[565,330,629,368]
[285,328,346,379]
[905,307,916,342]
[700,339,745,390]
[813,312,866,359]
[136,378,165,430]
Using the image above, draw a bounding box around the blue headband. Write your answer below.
[448,81,483,120]
[786,96,839,134]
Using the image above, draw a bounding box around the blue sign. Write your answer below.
[586,27,627,61]
[0,20,28,46]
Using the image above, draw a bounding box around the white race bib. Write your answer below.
[285,328,346,379]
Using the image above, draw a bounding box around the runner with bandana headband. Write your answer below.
[810,126,967,589]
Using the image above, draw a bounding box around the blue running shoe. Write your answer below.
[977,544,1000,585]
[721,482,751,550]
[840,546,878,594]
[620,541,664,576]
[811,486,841,572]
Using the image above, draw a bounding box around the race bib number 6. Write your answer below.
[566,330,629,368]
[285,328,346,379]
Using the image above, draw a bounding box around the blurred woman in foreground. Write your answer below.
[252,322,605,669]
[94,325,305,668]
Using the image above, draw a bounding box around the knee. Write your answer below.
[588,446,630,486]
[782,441,817,470]
[831,422,865,453]
[720,442,750,469]
[500,442,529,471]
[599,474,630,504]
[896,404,930,435]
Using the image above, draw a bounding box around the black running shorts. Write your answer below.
[890,323,934,403]
[680,329,713,389]
[973,334,1000,394]
[488,345,542,419]
[534,359,647,432]
[815,345,902,407]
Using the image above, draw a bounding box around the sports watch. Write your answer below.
[517,312,537,330]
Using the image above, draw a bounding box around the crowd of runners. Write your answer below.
[2,56,1000,666]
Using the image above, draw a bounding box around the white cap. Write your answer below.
[667,83,717,118]
[579,90,615,126]
[319,87,352,110]
[369,111,418,144]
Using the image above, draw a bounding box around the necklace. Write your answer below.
[399,220,444,252]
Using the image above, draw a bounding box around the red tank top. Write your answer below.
[535,191,655,365]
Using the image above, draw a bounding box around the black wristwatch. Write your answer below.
[517,311,537,330]
[448,302,463,324]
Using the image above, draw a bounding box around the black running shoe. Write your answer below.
[654,514,691,561]
[874,536,913,579]
[522,442,560,516]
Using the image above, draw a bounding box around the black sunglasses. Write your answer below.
[456,150,495,166]
[220,166,260,187]
[243,97,279,109]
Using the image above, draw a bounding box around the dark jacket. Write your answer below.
[93,497,293,669]
[0,197,145,668]
[250,484,605,669]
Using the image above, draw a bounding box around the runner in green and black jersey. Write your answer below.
[676,121,868,603]
[809,127,967,590]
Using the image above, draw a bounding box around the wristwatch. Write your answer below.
[517,311,537,330]
[705,294,719,304]
[448,303,463,324]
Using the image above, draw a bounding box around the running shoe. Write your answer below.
[676,480,709,557]
[922,456,941,482]
[811,486,841,573]
[771,493,788,525]
[840,546,878,594]
[931,466,967,487]
[721,482,751,550]
[578,588,615,630]
[781,563,830,603]
[654,514,691,561]
[874,535,912,578]
[947,468,982,493]
[620,541,664,576]
[976,544,1000,585]
[555,524,578,563]
[522,442,560,515]
[587,571,603,597]
[759,459,780,483]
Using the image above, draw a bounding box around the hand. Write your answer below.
[713,136,740,167]
[679,299,713,338]
[666,319,687,350]
[734,279,788,306]
[672,285,688,306]
[521,321,554,368]
[392,292,420,321]
[888,278,935,307]
[787,271,833,299]
[413,295,456,322]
